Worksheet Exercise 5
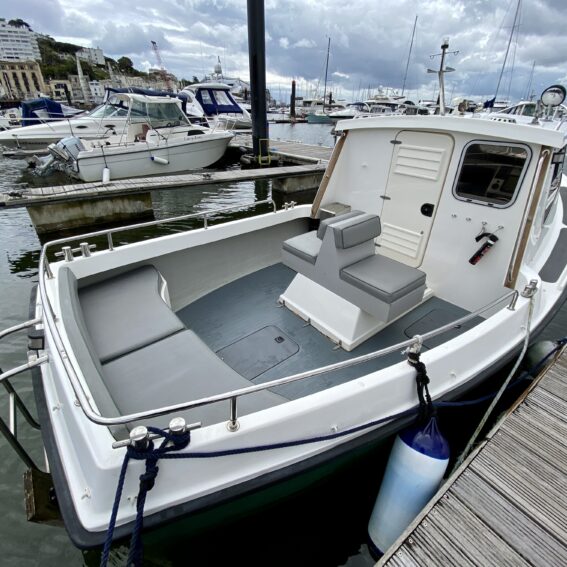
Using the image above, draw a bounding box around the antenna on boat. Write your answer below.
[427,37,458,116]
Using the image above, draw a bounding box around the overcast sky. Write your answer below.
[3,0,566,104]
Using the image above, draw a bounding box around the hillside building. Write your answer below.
[0,60,46,99]
[77,47,105,67]
[0,20,41,62]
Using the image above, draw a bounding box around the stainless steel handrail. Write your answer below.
[0,318,42,341]
[41,198,278,261]
[0,318,47,382]
[0,319,44,469]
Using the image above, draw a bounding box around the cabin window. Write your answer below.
[213,90,233,106]
[453,142,530,207]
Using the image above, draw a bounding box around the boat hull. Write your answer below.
[306,113,334,124]
[75,133,232,182]
[0,120,128,150]
[32,205,567,551]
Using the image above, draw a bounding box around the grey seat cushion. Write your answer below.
[79,265,185,363]
[316,210,364,240]
[102,330,288,429]
[340,255,426,303]
[333,213,381,249]
[58,267,129,439]
[282,231,322,264]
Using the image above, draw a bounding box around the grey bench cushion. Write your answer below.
[340,254,426,303]
[58,267,128,439]
[281,231,321,264]
[333,213,381,249]
[103,330,287,428]
[79,265,185,363]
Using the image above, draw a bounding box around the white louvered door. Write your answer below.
[377,130,454,267]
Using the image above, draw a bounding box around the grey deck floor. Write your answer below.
[177,263,480,400]
[378,349,567,567]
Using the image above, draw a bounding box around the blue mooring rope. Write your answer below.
[100,338,566,566]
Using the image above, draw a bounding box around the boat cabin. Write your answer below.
[87,93,195,145]
[281,115,565,348]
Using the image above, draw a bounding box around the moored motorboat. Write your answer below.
[0,89,205,150]
[2,84,566,554]
[183,82,253,130]
[38,93,233,182]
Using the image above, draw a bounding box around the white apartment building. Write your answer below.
[88,80,106,103]
[0,20,41,62]
[77,47,105,66]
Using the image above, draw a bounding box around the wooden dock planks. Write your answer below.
[379,350,567,567]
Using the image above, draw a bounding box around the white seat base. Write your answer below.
[279,274,434,351]
[279,274,385,351]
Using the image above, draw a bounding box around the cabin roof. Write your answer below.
[113,93,179,105]
[189,82,232,90]
[336,115,566,148]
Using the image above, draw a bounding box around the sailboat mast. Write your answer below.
[401,15,417,97]
[493,0,521,109]
[322,37,331,111]
[525,60,535,100]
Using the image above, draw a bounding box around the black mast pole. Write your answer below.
[247,0,269,163]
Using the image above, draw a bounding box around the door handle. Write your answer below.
[421,203,434,217]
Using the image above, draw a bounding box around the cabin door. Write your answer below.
[378,130,454,267]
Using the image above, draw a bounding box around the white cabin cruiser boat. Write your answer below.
[183,83,252,130]
[0,96,121,150]
[2,86,566,553]
[40,93,233,182]
[329,102,371,122]
[0,89,206,151]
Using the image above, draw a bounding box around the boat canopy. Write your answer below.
[193,87,243,115]
[20,97,82,127]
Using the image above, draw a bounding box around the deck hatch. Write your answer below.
[217,325,299,380]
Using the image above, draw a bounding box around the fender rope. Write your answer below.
[100,334,566,565]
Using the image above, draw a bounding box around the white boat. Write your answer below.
[40,93,233,182]
[329,102,371,121]
[0,106,21,130]
[183,82,253,130]
[0,89,205,150]
[306,103,347,124]
[2,84,566,553]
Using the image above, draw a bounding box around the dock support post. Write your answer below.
[246,0,269,164]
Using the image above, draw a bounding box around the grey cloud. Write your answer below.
[7,0,566,104]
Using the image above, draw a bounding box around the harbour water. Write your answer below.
[0,122,564,566]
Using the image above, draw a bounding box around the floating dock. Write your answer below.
[0,137,333,210]
[378,347,567,566]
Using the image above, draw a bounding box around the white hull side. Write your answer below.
[75,135,232,182]
[36,202,567,537]
[0,119,129,150]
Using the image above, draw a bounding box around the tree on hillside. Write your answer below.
[117,57,134,73]
[8,19,32,30]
